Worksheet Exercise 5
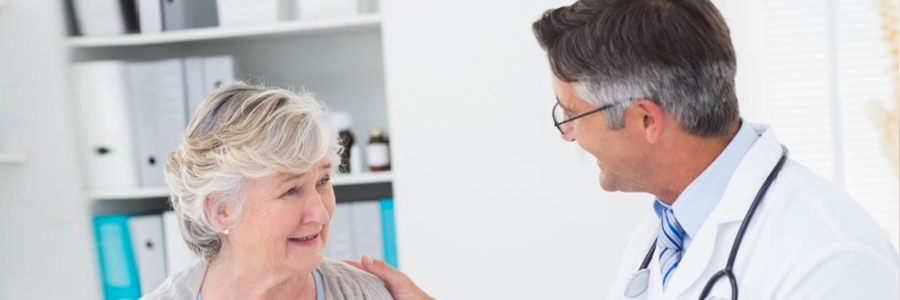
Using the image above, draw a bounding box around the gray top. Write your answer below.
[142,258,392,300]
[196,269,325,300]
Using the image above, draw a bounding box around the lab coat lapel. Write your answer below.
[663,124,784,299]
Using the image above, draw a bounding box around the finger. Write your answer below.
[342,259,365,270]
[361,255,406,285]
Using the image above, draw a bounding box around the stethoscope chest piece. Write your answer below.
[624,268,650,298]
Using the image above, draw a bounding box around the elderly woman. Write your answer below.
[144,82,392,300]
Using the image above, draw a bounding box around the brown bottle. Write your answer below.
[331,112,354,173]
[338,129,354,173]
[367,128,391,172]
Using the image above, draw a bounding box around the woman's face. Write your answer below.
[226,159,335,274]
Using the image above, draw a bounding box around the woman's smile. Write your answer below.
[288,233,321,247]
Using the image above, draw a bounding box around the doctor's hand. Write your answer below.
[344,255,435,300]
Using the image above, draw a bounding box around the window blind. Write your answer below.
[762,0,899,249]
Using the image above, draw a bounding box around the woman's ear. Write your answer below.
[204,194,233,233]
[631,99,664,144]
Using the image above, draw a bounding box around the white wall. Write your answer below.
[380,0,764,299]
[381,1,652,299]
[0,1,100,299]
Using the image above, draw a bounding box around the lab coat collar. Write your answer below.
[662,123,784,298]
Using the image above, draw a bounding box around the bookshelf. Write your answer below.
[90,172,393,201]
[73,10,400,293]
[72,12,393,204]
[68,15,381,48]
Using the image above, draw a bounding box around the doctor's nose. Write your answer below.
[560,122,576,142]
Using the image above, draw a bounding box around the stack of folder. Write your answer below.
[93,198,398,299]
[93,212,199,300]
[325,197,399,268]
[69,0,218,36]
[71,56,236,191]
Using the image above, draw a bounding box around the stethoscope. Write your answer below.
[624,145,789,300]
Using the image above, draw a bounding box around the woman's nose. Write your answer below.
[302,192,331,225]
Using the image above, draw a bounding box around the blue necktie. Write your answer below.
[658,208,685,289]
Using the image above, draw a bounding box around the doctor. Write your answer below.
[347,0,900,299]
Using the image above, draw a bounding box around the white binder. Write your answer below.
[128,214,167,295]
[324,203,355,259]
[70,61,141,190]
[182,57,206,120]
[183,55,235,120]
[202,56,236,94]
[162,211,199,276]
[161,0,219,31]
[137,0,163,34]
[351,200,384,261]
[296,0,359,20]
[217,0,293,27]
[71,0,126,36]
[126,59,188,187]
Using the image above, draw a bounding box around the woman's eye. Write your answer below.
[317,176,331,187]
[281,188,297,198]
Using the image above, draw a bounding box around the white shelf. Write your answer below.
[0,153,27,164]
[68,14,381,48]
[90,172,392,200]
[89,187,170,200]
[331,171,393,186]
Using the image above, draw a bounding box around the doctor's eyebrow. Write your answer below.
[556,96,574,114]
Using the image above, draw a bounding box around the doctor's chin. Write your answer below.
[0,0,897,299]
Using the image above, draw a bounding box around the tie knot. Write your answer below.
[659,208,685,250]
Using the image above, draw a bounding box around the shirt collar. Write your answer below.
[653,120,759,240]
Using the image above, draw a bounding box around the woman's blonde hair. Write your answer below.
[164,81,341,261]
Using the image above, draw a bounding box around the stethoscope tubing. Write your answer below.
[627,145,789,300]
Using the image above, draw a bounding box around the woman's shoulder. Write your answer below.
[319,258,393,300]
[140,260,207,300]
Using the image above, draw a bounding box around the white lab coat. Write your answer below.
[606,123,900,300]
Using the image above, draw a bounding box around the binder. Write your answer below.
[324,203,355,259]
[162,211,199,275]
[70,61,141,190]
[380,198,398,268]
[217,0,293,27]
[351,200,384,261]
[93,215,141,300]
[120,0,141,33]
[183,56,236,120]
[128,215,167,294]
[296,0,358,20]
[161,0,219,31]
[71,0,138,36]
[182,57,205,121]
[126,59,188,187]
[136,0,162,34]
[201,56,236,96]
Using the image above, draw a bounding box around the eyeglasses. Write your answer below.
[552,102,615,134]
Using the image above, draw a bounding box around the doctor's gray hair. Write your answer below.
[532,0,740,136]
[164,81,341,261]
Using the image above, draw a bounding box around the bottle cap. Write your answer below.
[370,128,384,137]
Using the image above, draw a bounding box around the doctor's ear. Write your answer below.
[631,99,664,144]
